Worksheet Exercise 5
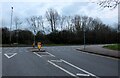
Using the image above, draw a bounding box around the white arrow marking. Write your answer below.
[4,53,17,59]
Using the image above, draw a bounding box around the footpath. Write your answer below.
[76,44,120,59]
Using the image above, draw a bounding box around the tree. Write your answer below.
[72,15,81,33]
[27,16,38,44]
[46,8,59,32]
[14,16,22,43]
[2,27,10,44]
[97,0,120,9]
[36,16,45,34]
[59,15,66,31]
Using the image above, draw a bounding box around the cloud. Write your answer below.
[1,1,118,29]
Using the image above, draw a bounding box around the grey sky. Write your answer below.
[0,0,118,29]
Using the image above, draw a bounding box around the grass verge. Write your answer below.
[103,44,120,51]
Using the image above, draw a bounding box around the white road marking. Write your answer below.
[33,52,42,57]
[33,52,55,57]
[4,53,17,59]
[50,59,62,62]
[61,59,99,78]
[48,60,77,78]
[33,51,99,78]
[46,52,55,57]
[76,73,90,76]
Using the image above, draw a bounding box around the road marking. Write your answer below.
[76,73,90,76]
[50,59,62,62]
[33,52,55,57]
[4,53,17,59]
[33,52,42,57]
[61,59,99,78]
[48,60,77,78]
[46,52,55,57]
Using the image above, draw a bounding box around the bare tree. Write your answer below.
[26,16,45,44]
[46,8,59,32]
[26,16,38,44]
[14,16,22,44]
[14,16,22,30]
[59,15,66,31]
[36,16,45,33]
[97,0,120,9]
[66,16,72,30]
[72,15,82,32]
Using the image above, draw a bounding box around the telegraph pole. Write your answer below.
[10,7,13,45]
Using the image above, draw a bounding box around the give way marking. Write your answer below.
[4,53,17,59]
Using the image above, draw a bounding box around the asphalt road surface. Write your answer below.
[2,46,119,78]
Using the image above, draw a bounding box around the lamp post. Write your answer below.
[10,7,13,45]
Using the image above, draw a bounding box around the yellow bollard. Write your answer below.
[38,42,42,51]
[32,43,35,48]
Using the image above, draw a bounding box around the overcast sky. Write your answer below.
[0,0,118,29]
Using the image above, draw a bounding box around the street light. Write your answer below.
[10,7,13,45]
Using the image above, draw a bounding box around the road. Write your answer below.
[2,46,119,78]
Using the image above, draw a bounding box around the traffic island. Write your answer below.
[76,45,120,59]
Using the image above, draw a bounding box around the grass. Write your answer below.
[103,44,120,51]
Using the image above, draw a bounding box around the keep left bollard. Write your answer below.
[37,42,42,51]
[32,43,35,48]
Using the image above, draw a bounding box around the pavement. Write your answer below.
[76,45,120,59]
[2,46,119,78]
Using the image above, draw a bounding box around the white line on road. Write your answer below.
[46,52,55,57]
[33,52,55,57]
[50,59,62,62]
[48,60,77,78]
[33,52,42,57]
[61,59,99,78]
[76,73,90,76]
[4,53,17,59]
